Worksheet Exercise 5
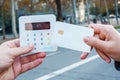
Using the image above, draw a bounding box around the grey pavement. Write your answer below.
[16,48,120,80]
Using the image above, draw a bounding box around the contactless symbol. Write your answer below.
[58,30,64,35]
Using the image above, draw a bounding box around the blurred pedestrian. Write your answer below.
[93,18,97,23]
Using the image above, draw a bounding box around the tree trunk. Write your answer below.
[0,0,6,40]
[104,0,110,24]
[1,7,6,39]
[11,0,18,38]
[30,0,33,14]
[86,0,90,24]
[72,0,78,24]
[55,0,63,21]
[114,0,119,25]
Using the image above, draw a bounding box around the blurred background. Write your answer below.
[0,0,120,40]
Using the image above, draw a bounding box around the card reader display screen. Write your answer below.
[25,22,50,30]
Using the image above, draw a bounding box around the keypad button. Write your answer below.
[34,43,36,45]
[34,33,36,36]
[41,43,43,45]
[47,33,50,35]
[41,33,43,36]
[34,48,36,50]
[48,42,50,45]
[27,39,29,41]
[41,38,43,40]
[47,37,50,40]
[27,34,29,36]
[34,38,36,41]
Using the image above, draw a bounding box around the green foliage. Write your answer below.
[115,25,120,29]
[90,6,100,16]
[0,0,119,30]
[0,0,12,33]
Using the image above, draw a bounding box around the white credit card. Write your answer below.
[52,21,94,52]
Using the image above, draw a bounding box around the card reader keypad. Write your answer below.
[25,32,51,51]
[19,15,57,52]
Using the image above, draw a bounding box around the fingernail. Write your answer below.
[25,44,34,49]
[84,36,90,43]
[105,59,110,63]
[29,44,34,48]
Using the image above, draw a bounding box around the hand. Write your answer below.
[80,24,120,63]
[0,39,46,80]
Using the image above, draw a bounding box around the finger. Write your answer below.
[36,52,46,58]
[88,24,101,34]
[80,52,89,60]
[21,58,43,73]
[95,48,111,63]
[10,44,34,57]
[13,57,21,77]
[88,24,107,34]
[1,39,20,48]
[80,46,93,60]
[83,36,107,51]
[80,35,98,60]
[13,39,20,47]
[1,39,19,46]
[20,52,46,64]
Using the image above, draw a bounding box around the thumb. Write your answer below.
[84,36,107,50]
[10,44,34,57]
